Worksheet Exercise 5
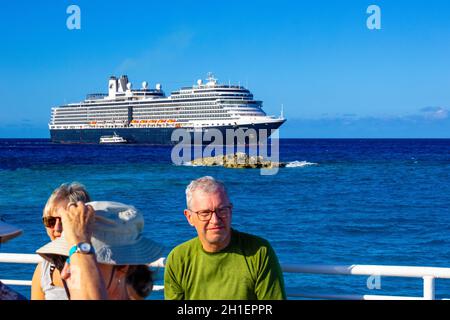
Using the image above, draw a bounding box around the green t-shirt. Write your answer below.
[164,229,286,300]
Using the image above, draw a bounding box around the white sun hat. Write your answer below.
[36,201,164,265]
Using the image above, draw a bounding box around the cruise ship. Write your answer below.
[49,73,286,144]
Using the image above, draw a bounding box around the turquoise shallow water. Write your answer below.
[0,139,450,299]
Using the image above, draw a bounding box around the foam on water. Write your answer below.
[180,161,202,167]
[285,160,318,168]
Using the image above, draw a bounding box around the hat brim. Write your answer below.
[36,232,164,266]
[0,221,22,244]
[94,236,164,265]
[36,233,71,260]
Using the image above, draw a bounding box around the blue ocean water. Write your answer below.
[0,138,449,299]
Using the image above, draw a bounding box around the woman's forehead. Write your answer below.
[48,199,70,216]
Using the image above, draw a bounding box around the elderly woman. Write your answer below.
[36,201,163,300]
[31,183,91,300]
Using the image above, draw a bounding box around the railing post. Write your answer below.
[423,276,435,300]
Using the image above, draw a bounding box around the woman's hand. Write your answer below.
[59,201,95,245]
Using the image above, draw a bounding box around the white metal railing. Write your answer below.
[281,264,450,300]
[2,253,450,299]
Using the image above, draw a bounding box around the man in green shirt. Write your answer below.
[164,176,286,300]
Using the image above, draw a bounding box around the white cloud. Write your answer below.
[420,106,449,120]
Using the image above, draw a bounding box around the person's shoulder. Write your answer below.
[167,237,199,259]
[233,229,273,251]
[233,229,269,244]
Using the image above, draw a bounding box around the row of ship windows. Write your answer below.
[52,118,236,126]
[53,113,265,123]
[177,86,247,90]
[138,105,223,110]
[55,105,221,113]
[61,98,255,109]
[221,102,261,106]
[54,113,234,121]
[54,109,259,117]
[54,110,230,118]
[174,93,251,99]
[237,113,263,117]
[54,106,259,117]
[56,103,236,113]
[234,109,265,112]
[53,113,231,121]
[53,115,234,124]
[54,116,233,125]
[137,114,231,119]
[56,110,125,115]
[55,109,264,116]
[54,116,127,119]
[223,107,262,111]
[135,110,228,115]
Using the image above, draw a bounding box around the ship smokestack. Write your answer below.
[108,76,118,98]
[118,75,129,93]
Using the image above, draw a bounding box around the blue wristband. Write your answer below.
[66,245,78,265]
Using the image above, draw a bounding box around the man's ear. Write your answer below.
[184,209,194,226]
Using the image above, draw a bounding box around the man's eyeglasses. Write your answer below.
[42,216,61,228]
[190,205,232,221]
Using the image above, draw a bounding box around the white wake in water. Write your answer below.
[181,162,197,166]
[285,160,318,168]
[180,162,210,167]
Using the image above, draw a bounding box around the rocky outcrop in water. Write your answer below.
[190,152,286,169]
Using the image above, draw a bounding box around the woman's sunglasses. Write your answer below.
[42,216,62,228]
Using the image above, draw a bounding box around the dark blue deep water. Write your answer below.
[0,139,449,299]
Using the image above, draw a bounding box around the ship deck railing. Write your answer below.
[1,253,450,300]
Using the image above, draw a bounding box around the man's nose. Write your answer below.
[209,211,221,224]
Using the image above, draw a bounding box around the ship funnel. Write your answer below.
[108,76,118,97]
[118,75,129,92]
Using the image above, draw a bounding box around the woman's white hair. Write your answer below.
[185,176,227,209]
[43,182,91,217]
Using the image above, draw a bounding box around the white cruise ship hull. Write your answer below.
[50,120,285,145]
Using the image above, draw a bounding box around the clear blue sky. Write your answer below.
[1,0,449,138]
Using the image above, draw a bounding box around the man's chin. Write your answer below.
[206,231,229,244]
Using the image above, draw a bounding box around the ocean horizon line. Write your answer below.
[1,137,450,141]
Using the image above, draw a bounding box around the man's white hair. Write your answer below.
[185,176,227,209]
